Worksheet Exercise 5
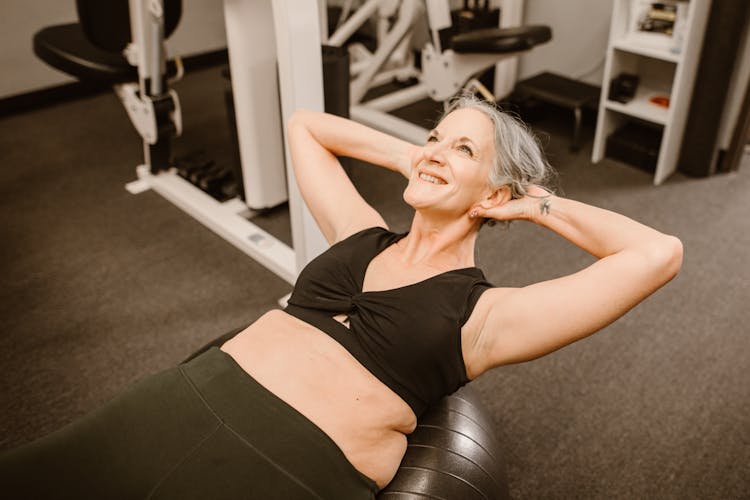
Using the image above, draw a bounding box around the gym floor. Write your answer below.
[1,64,748,499]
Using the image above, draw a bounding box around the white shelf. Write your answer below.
[592,0,712,185]
[612,37,681,63]
[604,85,670,125]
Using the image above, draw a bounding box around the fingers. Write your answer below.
[469,185,553,223]
[470,198,531,222]
[469,204,517,222]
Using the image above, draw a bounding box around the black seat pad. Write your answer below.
[450,25,552,54]
[33,23,138,83]
[33,22,180,85]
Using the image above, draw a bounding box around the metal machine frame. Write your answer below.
[327,0,525,145]
[126,0,328,288]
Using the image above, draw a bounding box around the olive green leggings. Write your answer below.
[0,347,378,500]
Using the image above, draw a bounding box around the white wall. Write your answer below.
[0,0,227,99]
[518,0,614,85]
[0,1,78,98]
[167,0,227,59]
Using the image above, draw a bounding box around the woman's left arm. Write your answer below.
[464,189,683,374]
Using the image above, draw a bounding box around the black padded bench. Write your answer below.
[450,25,552,54]
[515,71,600,151]
[33,0,182,85]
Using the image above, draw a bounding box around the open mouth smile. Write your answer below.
[418,171,447,185]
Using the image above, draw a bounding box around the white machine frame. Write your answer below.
[327,0,525,145]
[126,0,328,287]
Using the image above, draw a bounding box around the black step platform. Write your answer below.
[515,71,600,151]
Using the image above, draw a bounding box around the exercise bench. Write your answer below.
[514,71,600,151]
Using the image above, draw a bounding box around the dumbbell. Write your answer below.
[175,155,214,181]
[197,165,235,200]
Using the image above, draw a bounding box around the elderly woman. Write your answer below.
[1,95,682,499]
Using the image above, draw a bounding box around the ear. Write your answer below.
[477,185,511,210]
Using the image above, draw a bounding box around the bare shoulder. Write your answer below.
[333,215,390,244]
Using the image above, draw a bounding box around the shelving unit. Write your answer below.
[592,0,711,184]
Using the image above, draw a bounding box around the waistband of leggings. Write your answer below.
[180,346,379,496]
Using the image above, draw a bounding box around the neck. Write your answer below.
[399,211,480,269]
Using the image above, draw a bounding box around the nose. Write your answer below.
[423,141,446,166]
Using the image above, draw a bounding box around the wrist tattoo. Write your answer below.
[539,198,551,216]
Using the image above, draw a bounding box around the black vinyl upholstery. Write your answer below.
[76,0,181,52]
[33,23,138,83]
[451,25,552,53]
[185,329,509,499]
[75,0,133,52]
[33,0,182,84]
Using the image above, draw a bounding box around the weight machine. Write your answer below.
[124,0,328,289]
[33,0,322,289]
[325,0,547,145]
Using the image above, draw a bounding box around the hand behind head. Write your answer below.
[470,185,552,223]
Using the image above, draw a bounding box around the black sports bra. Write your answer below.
[284,227,492,417]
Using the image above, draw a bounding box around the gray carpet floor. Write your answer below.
[1,65,748,499]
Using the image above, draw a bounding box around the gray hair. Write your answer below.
[440,92,555,200]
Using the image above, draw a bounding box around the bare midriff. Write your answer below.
[220,309,418,489]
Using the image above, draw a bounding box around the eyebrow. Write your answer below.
[428,129,481,155]
[429,130,479,147]
[458,136,479,149]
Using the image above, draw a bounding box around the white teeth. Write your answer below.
[419,173,445,185]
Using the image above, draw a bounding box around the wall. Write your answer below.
[518,0,614,85]
[166,0,227,59]
[0,1,78,98]
[0,0,227,100]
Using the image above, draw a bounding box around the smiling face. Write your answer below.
[403,107,496,220]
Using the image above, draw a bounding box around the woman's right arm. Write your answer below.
[287,110,420,244]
